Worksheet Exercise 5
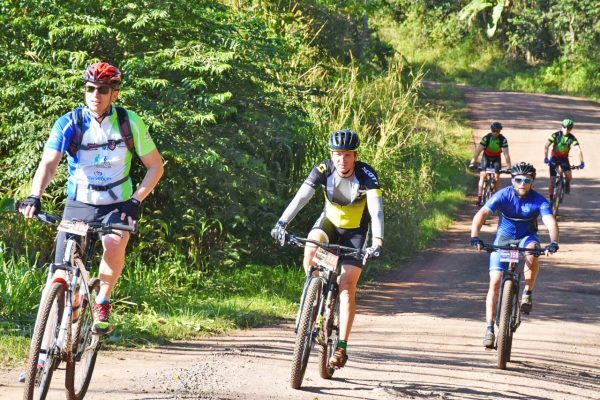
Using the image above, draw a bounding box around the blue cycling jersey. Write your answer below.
[484,186,551,239]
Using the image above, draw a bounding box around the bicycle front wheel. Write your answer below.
[23,282,65,400]
[318,297,339,380]
[482,178,493,204]
[497,279,514,370]
[66,277,101,400]
[290,277,322,389]
[552,179,563,217]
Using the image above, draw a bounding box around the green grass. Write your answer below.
[0,261,305,368]
[375,16,600,101]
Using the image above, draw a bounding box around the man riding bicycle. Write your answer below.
[469,121,512,206]
[470,162,558,348]
[544,118,585,202]
[271,129,384,368]
[18,61,164,335]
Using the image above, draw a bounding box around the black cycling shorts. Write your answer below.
[310,213,367,268]
[54,199,125,263]
[481,154,501,172]
[549,157,571,177]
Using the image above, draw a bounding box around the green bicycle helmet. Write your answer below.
[562,118,574,129]
[328,129,360,151]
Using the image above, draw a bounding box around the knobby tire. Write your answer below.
[65,278,101,400]
[497,279,514,370]
[552,178,563,217]
[318,296,339,379]
[482,178,493,204]
[290,278,321,389]
[23,282,65,400]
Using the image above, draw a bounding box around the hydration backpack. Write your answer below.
[67,106,134,157]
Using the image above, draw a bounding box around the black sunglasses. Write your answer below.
[85,85,111,95]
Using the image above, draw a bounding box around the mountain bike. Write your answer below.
[481,242,550,370]
[284,233,366,389]
[479,167,511,205]
[549,162,580,217]
[17,203,135,400]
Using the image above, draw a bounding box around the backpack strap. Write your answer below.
[67,107,85,157]
[115,106,135,154]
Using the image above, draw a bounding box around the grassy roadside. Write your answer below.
[376,17,600,102]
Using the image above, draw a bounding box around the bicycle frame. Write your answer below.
[295,249,341,341]
[286,234,365,388]
[17,204,136,399]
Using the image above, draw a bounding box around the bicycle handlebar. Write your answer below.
[286,233,365,259]
[477,167,511,173]
[15,201,137,234]
[548,161,581,170]
[481,243,550,256]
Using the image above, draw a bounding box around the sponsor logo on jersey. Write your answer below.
[361,166,379,185]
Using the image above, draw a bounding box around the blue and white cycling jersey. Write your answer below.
[484,186,552,239]
[45,106,156,205]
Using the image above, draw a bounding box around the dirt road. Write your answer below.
[2,88,599,399]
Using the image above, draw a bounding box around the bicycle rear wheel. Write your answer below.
[318,296,339,379]
[497,279,514,370]
[290,277,321,389]
[23,282,65,400]
[66,278,101,400]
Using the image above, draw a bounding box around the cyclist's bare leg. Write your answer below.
[338,264,362,342]
[493,174,500,192]
[548,173,556,198]
[486,271,502,325]
[523,242,540,292]
[97,232,130,299]
[565,170,573,188]
[477,171,485,197]
[302,229,327,274]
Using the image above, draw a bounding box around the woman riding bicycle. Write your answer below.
[469,121,512,206]
[271,129,383,369]
[470,162,558,349]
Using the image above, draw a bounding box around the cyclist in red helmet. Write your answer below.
[18,61,164,335]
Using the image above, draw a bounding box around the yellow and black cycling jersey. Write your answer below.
[304,159,382,230]
[279,158,384,240]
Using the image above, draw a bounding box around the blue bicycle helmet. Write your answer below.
[490,121,503,131]
[328,129,360,151]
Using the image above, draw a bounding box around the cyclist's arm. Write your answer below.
[470,144,485,164]
[574,144,584,164]
[471,207,491,238]
[501,147,512,168]
[366,189,384,245]
[541,214,559,243]
[544,139,551,159]
[133,148,164,202]
[29,148,62,197]
[279,183,316,224]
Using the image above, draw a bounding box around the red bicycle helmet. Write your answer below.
[83,62,122,87]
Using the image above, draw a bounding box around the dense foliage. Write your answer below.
[0,0,471,356]
[382,0,599,98]
[0,0,467,270]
